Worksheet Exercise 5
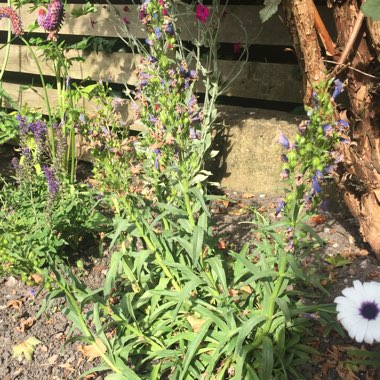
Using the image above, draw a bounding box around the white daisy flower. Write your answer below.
[334,280,380,344]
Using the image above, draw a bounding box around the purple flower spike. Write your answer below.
[312,175,322,193]
[278,132,290,149]
[43,165,60,196]
[37,0,65,41]
[332,79,344,100]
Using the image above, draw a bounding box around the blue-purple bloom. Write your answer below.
[315,169,324,180]
[165,23,174,35]
[278,132,290,149]
[153,148,161,170]
[311,175,322,193]
[322,123,333,135]
[332,79,344,101]
[275,199,285,217]
[154,26,162,39]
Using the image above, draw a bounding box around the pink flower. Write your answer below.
[158,0,169,16]
[196,3,210,23]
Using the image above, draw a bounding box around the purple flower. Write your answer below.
[37,0,64,41]
[153,148,161,170]
[165,23,174,35]
[332,79,344,100]
[149,115,158,124]
[315,170,324,180]
[278,132,290,149]
[145,38,154,46]
[323,164,336,175]
[280,154,288,162]
[43,165,60,196]
[280,169,290,179]
[189,127,198,140]
[297,121,308,134]
[275,199,285,217]
[311,175,321,193]
[11,157,19,170]
[304,193,313,205]
[322,123,333,135]
[154,27,162,39]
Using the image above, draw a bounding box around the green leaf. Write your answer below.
[260,0,282,23]
[235,313,266,354]
[191,226,204,267]
[179,320,212,379]
[275,297,291,322]
[207,257,227,295]
[362,0,380,20]
[261,336,274,380]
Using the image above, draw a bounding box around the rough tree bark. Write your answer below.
[283,0,380,259]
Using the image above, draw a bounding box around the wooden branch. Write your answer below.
[337,8,365,66]
[311,0,339,60]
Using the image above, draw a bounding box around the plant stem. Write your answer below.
[21,37,55,157]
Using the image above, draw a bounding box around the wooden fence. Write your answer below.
[0,1,335,114]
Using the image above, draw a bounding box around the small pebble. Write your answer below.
[359,259,368,269]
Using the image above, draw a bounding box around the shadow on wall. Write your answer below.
[209,106,301,194]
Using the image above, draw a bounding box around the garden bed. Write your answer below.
[0,180,379,380]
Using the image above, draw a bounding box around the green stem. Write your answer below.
[21,37,55,157]
[262,252,288,336]
[183,180,195,228]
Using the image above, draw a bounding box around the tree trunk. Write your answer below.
[282,0,326,103]
[283,0,380,259]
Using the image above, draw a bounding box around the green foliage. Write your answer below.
[361,0,380,20]
[0,173,107,281]
[0,111,18,144]
[260,0,282,23]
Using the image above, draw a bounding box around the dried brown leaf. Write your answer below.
[186,315,207,333]
[16,317,35,333]
[77,338,107,362]
[7,299,22,310]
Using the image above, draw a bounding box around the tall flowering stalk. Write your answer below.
[276,79,350,249]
